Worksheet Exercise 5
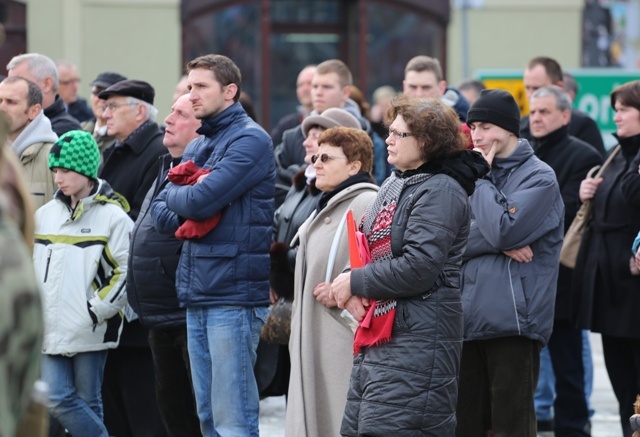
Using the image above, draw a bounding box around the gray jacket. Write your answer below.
[461,139,564,345]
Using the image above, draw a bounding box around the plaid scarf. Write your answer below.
[353,170,431,354]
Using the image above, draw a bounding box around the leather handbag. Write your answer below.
[559,145,621,268]
[260,296,292,345]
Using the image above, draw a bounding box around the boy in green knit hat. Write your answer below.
[33,130,133,437]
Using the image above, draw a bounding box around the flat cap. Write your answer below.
[90,71,127,89]
[98,79,155,105]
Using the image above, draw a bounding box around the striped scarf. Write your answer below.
[353,170,431,354]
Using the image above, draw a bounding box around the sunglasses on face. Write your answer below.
[311,153,348,164]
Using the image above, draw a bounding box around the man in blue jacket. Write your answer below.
[151,54,275,437]
[456,89,565,437]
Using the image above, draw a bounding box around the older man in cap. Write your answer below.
[97,79,167,437]
[81,71,127,155]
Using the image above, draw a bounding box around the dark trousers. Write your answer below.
[456,336,541,437]
[601,335,640,437]
[547,320,590,437]
[149,326,201,437]
[102,346,167,437]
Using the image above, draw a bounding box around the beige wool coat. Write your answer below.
[285,181,378,437]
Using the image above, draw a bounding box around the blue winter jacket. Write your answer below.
[460,139,564,345]
[151,103,275,307]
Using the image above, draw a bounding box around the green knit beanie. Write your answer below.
[49,130,100,179]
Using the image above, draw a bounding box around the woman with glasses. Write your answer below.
[331,95,489,436]
[256,108,362,399]
[285,127,378,437]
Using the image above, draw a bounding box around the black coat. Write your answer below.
[44,95,82,137]
[274,126,306,207]
[270,169,321,300]
[99,120,166,221]
[531,126,602,320]
[521,109,606,157]
[127,154,185,329]
[99,120,165,347]
[573,133,640,338]
[68,98,94,123]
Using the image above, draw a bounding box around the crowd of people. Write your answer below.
[0,49,639,437]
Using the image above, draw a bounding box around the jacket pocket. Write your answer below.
[191,243,239,293]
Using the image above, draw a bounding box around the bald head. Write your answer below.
[163,94,200,157]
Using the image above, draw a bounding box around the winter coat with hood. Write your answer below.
[10,111,58,209]
[460,139,564,345]
[151,102,275,308]
[573,133,640,338]
[33,179,133,355]
[341,151,489,437]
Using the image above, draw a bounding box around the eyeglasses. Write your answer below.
[101,102,136,112]
[59,78,81,86]
[311,153,348,164]
[388,128,414,139]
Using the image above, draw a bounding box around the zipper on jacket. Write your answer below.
[44,249,52,283]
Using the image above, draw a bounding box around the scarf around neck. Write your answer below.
[353,168,432,354]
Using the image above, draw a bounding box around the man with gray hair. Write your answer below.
[0,76,57,209]
[96,79,167,437]
[56,60,93,122]
[7,53,82,136]
[529,84,601,437]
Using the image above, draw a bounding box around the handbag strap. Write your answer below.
[591,145,622,179]
[325,206,352,283]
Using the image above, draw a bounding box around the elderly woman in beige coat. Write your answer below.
[285,127,378,437]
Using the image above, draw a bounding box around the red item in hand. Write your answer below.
[168,160,221,240]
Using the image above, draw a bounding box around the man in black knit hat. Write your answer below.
[455,89,565,437]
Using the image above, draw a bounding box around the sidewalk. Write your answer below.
[258,332,622,437]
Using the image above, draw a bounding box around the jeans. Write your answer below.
[41,351,109,437]
[582,331,594,418]
[456,336,541,437]
[149,326,201,436]
[535,346,555,421]
[187,305,268,437]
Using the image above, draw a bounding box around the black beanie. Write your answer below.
[466,89,521,137]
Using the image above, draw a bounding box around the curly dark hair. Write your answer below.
[317,127,373,174]
[384,95,466,162]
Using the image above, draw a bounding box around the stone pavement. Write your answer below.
[258,332,623,437]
